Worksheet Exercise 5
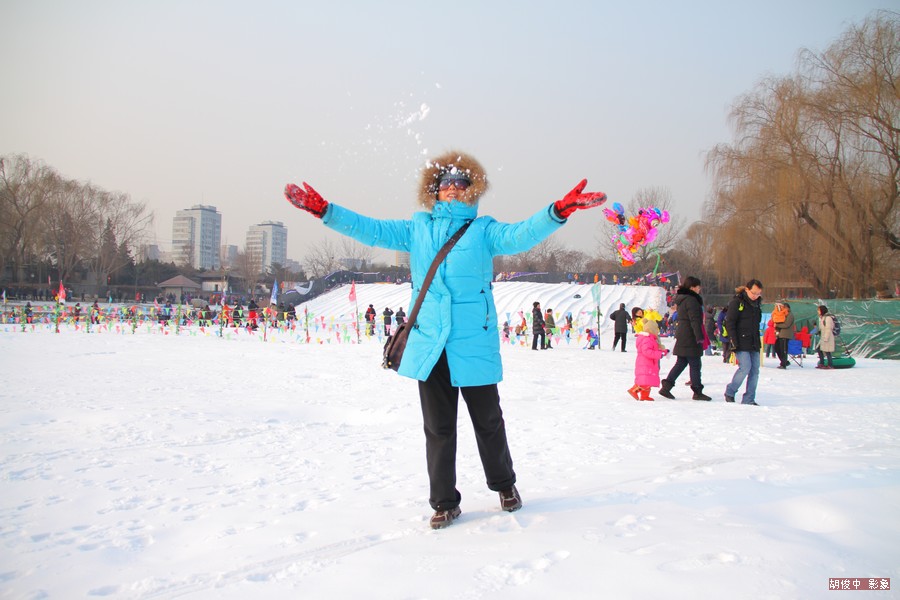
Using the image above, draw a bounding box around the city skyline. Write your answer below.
[166,207,302,271]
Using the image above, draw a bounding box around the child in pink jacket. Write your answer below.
[629,318,669,401]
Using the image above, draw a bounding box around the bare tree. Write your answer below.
[303,238,343,278]
[234,247,263,296]
[705,11,899,297]
[88,189,154,287]
[0,155,56,282]
[340,237,375,270]
[554,248,592,273]
[672,221,722,290]
[41,176,96,283]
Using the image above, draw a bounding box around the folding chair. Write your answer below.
[787,338,804,367]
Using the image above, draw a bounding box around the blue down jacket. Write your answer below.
[322,198,565,386]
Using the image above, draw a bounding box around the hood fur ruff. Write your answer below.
[417,150,489,210]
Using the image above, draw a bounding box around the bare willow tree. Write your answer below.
[705,11,899,298]
[0,155,56,282]
[1,154,155,288]
[41,176,96,282]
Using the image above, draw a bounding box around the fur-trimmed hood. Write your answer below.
[417,150,489,210]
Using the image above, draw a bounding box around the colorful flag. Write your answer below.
[348,281,356,303]
[58,281,66,304]
[270,279,278,305]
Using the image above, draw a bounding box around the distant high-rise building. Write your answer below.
[220,244,239,269]
[172,205,222,270]
[284,258,303,276]
[395,250,410,268]
[139,244,161,262]
[245,221,287,273]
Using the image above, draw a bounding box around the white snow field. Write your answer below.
[1,282,897,599]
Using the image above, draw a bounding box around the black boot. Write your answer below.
[659,379,675,399]
[692,387,712,401]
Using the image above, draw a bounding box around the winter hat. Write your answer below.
[418,150,489,209]
[642,318,659,336]
[438,171,471,185]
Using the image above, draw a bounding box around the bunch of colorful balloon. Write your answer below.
[602,203,670,267]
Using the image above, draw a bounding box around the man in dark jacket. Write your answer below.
[609,303,632,352]
[659,276,711,401]
[724,279,764,405]
[382,306,394,336]
[532,301,545,350]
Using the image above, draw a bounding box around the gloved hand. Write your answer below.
[284,182,328,219]
[554,179,608,219]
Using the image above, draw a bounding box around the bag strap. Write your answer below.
[406,221,472,329]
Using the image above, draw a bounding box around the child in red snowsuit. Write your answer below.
[763,319,776,358]
[629,319,668,401]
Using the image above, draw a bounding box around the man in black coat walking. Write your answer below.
[659,276,711,401]
[724,280,765,405]
[532,301,546,350]
[609,303,632,352]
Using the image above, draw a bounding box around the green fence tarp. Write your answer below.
[762,299,900,360]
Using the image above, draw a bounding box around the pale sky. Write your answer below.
[1,0,894,265]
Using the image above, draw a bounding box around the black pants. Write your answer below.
[775,338,790,367]
[532,331,545,350]
[664,355,703,392]
[613,331,627,352]
[418,351,516,511]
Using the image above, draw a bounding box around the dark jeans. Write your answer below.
[817,350,833,367]
[418,351,516,511]
[775,338,790,366]
[613,331,627,352]
[664,355,703,392]
[532,331,545,350]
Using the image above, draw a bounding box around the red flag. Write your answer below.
[58,281,66,303]
[348,281,356,303]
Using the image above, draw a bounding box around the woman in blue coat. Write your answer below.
[285,150,606,529]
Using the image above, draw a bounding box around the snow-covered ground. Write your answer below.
[1,283,898,599]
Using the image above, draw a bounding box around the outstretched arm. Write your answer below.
[284,181,411,251]
[486,179,608,256]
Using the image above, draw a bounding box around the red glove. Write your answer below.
[554,179,608,219]
[284,182,328,219]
